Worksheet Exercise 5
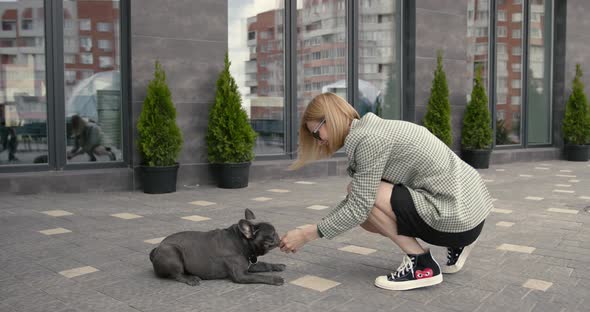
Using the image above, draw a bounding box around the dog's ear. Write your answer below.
[238,219,254,239]
[245,209,256,220]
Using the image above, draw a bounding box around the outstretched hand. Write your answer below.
[280,224,320,254]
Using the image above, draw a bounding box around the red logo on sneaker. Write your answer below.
[415,268,433,279]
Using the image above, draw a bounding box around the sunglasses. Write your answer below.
[311,119,325,141]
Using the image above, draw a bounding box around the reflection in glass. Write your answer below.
[495,0,523,145]
[0,1,47,165]
[358,0,401,119]
[467,0,490,94]
[64,0,121,163]
[527,0,551,144]
[229,0,285,155]
[297,0,347,123]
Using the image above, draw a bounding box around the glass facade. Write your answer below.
[0,0,124,169]
[297,0,347,126]
[495,0,524,146]
[228,0,285,155]
[64,0,122,163]
[358,0,402,119]
[526,0,552,144]
[0,0,47,165]
[0,0,558,172]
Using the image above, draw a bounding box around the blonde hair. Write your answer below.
[290,93,360,170]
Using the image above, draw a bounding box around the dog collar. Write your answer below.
[248,254,258,265]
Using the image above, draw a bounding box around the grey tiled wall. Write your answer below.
[130,0,227,188]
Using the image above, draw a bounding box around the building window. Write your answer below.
[64,54,76,64]
[512,46,522,55]
[79,18,91,31]
[511,96,521,105]
[497,10,506,21]
[512,12,522,22]
[512,29,521,38]
[80,53,93,64]
[97,22,111,32]
[512,79,521,88]
[497,26,507,37]
[80,37,92,51]
[99,56,113,68]
[22,19,33,30]
[2,21,16,31]
[98,39,112,52]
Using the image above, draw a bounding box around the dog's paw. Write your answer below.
[185,276,201,286]
[273,264,287,272]
[271,276,285,286]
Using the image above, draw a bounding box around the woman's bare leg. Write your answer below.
[359,182,425,255]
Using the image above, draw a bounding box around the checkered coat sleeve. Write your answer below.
[317,113,494,240]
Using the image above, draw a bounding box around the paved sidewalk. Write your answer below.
[1,160,589,312]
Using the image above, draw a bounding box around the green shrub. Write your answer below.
[461,66,492,150]
[137,61,183,167]
[423,50,452,147]
[207,53,257,163]
[562,64,590,145]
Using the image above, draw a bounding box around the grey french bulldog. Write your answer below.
[149,208,286,286]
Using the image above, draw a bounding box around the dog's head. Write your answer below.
[237,209,281,256]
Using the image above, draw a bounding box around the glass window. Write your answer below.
[79,18,91,30]
[0,1,47,165]
[359,0,401,119]
[64,0,122,163]
[98,39,112,52]
[527,0,552,144]
[297,0,347,129]
[80,36,92,51]
[467,0,490,99]
[497,10,506,21]
[97,22,111,32]
[512,12,522,22]
[229,0,285,155]
[497,26,507,37]
[511,29,521,38]
[496,0,523,145]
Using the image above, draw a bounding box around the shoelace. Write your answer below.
[446,247,464,264]
[390,255,415,279]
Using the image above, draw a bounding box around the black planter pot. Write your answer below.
[215,162,251,189]
[461,149,491,169]
[565,144,589,161]
[140,164,179,194]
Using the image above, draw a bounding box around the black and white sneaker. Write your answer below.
[442,240,477,274]
[375,249,442,291]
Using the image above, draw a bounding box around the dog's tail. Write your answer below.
[149,247,158,262]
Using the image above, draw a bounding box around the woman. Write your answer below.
[279,93,493,291]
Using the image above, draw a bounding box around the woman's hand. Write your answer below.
[280,224,320,253]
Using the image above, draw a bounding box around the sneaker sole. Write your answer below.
[374,274,443,291]
[442,240,477,274]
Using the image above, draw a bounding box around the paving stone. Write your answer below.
[289,275,341,292]
[40,210,73,217]
[180,215,211,222]
[497,244,536,254]
[189,200,216,206]
[111,213,143,220]
[522,279,553,291]
[59,266,99,278]
[39,228,72,235]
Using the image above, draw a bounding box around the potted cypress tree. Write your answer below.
[562,64,590,161]
[461,66,493,168]
[423,50,452,147]
[137,61,183,194]
[206,53,257,188]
